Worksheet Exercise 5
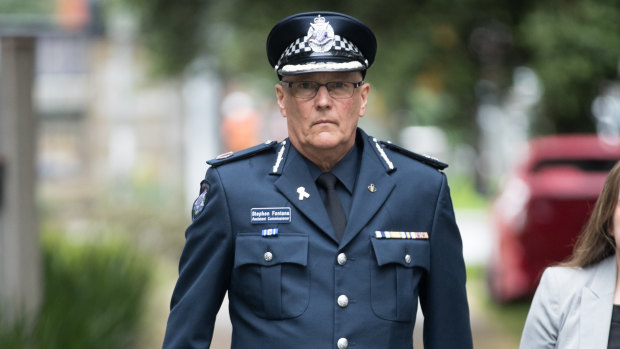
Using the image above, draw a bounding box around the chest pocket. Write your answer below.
[234,233,309,320]
[370,238,430,322]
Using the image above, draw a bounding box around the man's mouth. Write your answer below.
[313,119,336,126]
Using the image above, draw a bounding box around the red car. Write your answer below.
[487,134,620,303]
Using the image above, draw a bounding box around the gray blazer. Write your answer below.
[520,256,617,348]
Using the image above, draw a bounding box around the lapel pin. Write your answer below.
[297,186,310,200]
[368,184,377,193]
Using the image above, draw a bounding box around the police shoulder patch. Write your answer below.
[379,140,448,170]
[207,140,278,167]
[192,180,210,220]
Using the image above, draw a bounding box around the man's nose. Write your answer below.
[315,85,331,106]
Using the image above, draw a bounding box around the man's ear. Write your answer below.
[275,84,287,118]
[358,82,370,117]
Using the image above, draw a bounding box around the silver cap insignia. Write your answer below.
[307,15,335,53]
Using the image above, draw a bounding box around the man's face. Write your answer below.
[275,71,370,156]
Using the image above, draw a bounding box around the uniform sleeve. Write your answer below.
[162,167,234,348]
[420,173,473,348]
[520,268,560,349]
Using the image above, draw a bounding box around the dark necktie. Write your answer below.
[316,173,347,240]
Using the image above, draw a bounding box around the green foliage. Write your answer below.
[124,0,620,140]
[121,0,212,77]
[0,233,152,349]
[0,0,52,14]
[521,0,620,134]
[449,175,489,209]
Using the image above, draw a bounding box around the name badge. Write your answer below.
[251,207,292,224]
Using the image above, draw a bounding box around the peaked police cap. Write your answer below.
[266,11,377,76]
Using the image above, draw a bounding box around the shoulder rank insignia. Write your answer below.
[207,140,277,167]
[192,180,210,220]
[369,137,395,172]
[379,141,448,170]
[271,140,289,174]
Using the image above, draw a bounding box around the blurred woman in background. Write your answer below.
[520,160,620,348]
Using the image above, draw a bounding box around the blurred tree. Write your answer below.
[122,0,620,142]
[199,0,519,144]
[520,1,620,134]
[119,0,212,78]
[0,0,52,13]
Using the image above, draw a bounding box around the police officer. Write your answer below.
[163,11,473,349]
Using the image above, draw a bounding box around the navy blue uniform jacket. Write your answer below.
[163,129,472,348]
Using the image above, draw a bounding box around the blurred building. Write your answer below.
[0,0,222,322]
[32,4,225,212]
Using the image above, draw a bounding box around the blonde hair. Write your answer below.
[562,160,620,267]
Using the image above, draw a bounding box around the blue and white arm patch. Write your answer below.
[192,180,210,220]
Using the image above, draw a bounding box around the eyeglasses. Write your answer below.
[279,81,365,99]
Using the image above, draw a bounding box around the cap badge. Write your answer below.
[308,15,334,53]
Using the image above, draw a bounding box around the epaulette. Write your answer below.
[207,140,278,167]
[380,140,448,170]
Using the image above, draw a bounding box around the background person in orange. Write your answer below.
[220,91,261,152]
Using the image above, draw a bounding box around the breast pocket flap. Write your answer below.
[370,238,430,271]
[234,234,308,268]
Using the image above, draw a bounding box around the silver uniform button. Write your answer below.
[337,253,347,265]
[337,337,348,349]
[337,295,349,308]
[264,251,273,262]
[405,254,412,264]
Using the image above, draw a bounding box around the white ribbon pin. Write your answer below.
[297,187,310,201]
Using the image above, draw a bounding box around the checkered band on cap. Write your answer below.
[277,35,363,68]
[280,36,311,59]
[266,12,377,75]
